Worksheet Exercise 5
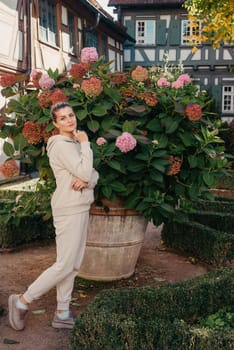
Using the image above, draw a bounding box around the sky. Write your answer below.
[98,0,116,18]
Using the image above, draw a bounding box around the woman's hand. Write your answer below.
[73,130,88,143]
[71,177,88,191]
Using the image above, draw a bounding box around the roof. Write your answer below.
[79,0,135,42]
[108,0,185,5]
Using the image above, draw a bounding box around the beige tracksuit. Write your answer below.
[23,135,98,310]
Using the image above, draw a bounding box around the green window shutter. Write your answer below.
[124,19,135,46]
[125,19,135,38]
[168,19,181,45]
[156,20,167,45]
[211,85,222,111]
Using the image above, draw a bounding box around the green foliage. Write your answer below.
[184,0,233,48]
[70,268,234,349]
[0,54,229,225]
[162,196,234,265]
[199,307,234,330]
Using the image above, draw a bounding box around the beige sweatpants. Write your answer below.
[23,211,89,310]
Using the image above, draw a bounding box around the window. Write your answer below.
[222,86,234,113]
[181,20,201,45]
[68,12,75,54]
[85,31,98,49]
[136,20,155,45]
[39,0,57,46]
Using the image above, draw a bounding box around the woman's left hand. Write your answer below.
[71,178,88,191]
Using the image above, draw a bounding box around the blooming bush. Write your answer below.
[0,49,229,224]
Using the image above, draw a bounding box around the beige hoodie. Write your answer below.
[47,135,99,216]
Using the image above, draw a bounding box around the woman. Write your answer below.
[8,102,98,330]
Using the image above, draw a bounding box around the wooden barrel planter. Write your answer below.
[78,201,148,281]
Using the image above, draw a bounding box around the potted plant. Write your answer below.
[0,48,229,280]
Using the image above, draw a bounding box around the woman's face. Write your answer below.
[53,106,77,137]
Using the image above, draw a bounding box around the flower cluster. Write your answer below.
[22,121,43,144]
[0,73,16,87]
[185,103,202,121]
[167,156,182,176]
[81,47,99,64]
[38,74,55,90]
[131,66,149,82]
[0,48,228,225]
[0,160,20,178]
[81,77,103,97]
[115,132,137,153]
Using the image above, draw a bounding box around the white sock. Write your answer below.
[57,310,69,320]
[16,298,28,310]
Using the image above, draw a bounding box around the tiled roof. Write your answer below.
[109,0,184,5]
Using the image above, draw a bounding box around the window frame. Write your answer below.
[39,0,58,46]
[222,85,234,114]
[181,19,201,46]
[135,19,156,45]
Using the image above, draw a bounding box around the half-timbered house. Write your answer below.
[109,0,234,120]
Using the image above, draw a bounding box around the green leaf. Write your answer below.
[157,134,168,148]
[101,116,118,131]
[150,171,164,183]
[77,109,88,121]
[3,141,15,157]
[46,123,55,132]
[151,160,166,173]
[127,161,145,172]
[153,150,168,158]
[25,145,42,157]
[179,131,194,147]
[146,119,163,132]
[91,104,107,116]
[110,181,127,192]
[174,103,184,114]
[87,120,100,132]
[103,87,121,103]
[102,185,112,199]
[108,159,126,173]
[14,134,27,151]
[7,99,28,114]
[125,105,146,115]
[202,172,215,187]
[122,120,136,133]
[3,338,20,344]
[188,155,198,168]
[165,119,180,134]
[37,116,51,124]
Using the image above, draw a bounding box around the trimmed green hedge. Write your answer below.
[70,268,234,350]
[0,213,54,249]
[161,221,234,265]
[192,197,234,213]
[190,211,234,235]
[215,171,234,190]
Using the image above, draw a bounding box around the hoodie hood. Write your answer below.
[47,135,76,157]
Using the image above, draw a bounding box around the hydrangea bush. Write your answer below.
[0,48,229,225]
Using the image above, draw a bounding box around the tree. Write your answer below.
[184,0,234,48]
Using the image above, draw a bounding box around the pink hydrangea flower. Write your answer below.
[30,69,42,80]
[185,104,202,121]
[96,137,107,146]
[0,74,16,87]
[131,66,149,82]
[177,74,191,84]
[115,132,137,153]
[171,79,184,89]
[38,74,55,90]
[157,77,170,87]
[81,47,98,64]
[0,160,20,178]
[81,77,103,97]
